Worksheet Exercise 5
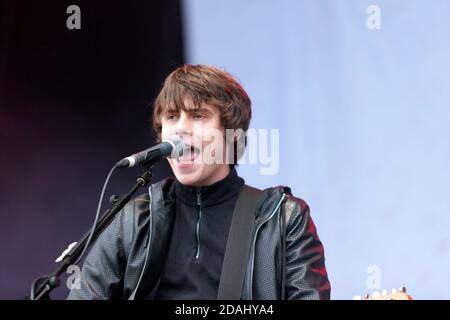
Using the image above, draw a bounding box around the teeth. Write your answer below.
[174,143,199,164]
[178,146,197,162]
[183,146,198,154]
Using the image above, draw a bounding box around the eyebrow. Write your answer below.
[165,107,212,114]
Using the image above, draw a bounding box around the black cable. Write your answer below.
[74,163,119,265]
[30,163,119,300]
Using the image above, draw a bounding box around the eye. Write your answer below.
[165,113,178,120]
[193,112,205,120]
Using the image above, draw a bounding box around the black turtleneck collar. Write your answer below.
[175,166,244,208]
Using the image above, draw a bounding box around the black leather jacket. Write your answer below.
[67,178,331,300]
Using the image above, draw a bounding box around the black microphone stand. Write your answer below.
[29,169,153,300]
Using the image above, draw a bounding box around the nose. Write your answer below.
[174,112,192,137]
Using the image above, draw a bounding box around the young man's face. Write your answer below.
[160,103,230,187]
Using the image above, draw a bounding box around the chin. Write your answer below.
[168,159,209,186]
[172,169,202,186]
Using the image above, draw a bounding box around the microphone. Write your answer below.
[116,135,184,168]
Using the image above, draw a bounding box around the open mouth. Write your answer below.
[177,144,200,163]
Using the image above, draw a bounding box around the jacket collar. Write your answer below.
[174,166,244,208]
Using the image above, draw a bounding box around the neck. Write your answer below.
[175,165,243,207]
[207,164,230,186]
[194,164,230,187]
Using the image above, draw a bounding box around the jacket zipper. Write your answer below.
[195,189,202,259]
[245,193,286,299]
[132,190,286,299]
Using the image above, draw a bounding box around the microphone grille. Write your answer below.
[164,135,185,160]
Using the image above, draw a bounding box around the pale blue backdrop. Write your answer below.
[183,0,450,299]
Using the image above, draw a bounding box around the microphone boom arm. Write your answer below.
[29,170,153,300]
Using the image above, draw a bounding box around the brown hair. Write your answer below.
[152,64,251,140]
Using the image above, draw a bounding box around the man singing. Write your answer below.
[68,64,331,300]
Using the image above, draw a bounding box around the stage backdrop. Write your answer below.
[0,0,182,299]
[183,0,450,299]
